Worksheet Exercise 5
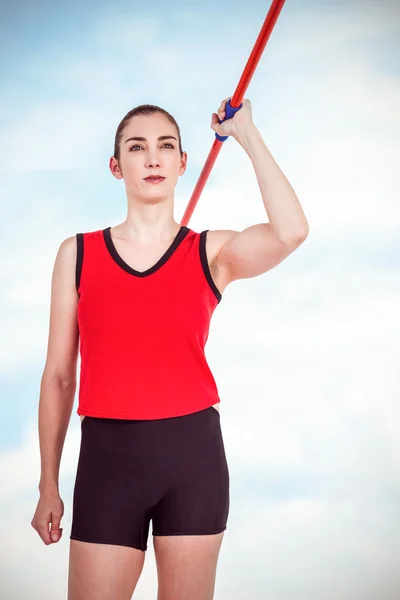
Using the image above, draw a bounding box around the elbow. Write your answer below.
[284,228,309,246]
[294,223,309,242]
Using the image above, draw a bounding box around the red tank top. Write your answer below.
[75,225,222,419]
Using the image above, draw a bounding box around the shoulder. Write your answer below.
[54,230,95,273]
[55,235,77,263]
[57,228,103,256]
[203,228,239,265]
[50,235,79,283]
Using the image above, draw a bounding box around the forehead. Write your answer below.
[123,113,175,139]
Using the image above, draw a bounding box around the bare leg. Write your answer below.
[68,539,146,600]
[154,532,225,600]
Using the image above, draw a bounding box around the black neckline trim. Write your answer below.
[103,225,190,278]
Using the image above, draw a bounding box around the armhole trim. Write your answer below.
[199,230,222,304]
[76,233,84,296]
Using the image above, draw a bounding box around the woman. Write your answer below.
[31,97,309,599]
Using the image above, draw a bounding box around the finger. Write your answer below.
[50,525,63,542]
[50,511,63,542]
[50,527,63,543]
[37,523,54,545]
[211,113,220,131]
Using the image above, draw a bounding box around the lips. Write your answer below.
[144,176,165,181]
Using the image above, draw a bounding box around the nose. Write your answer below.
[145,152,161,168]
[146,160,161,168]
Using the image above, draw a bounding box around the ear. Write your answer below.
[109,156,123,180]
[179,151,188,176]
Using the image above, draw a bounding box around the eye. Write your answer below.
[129,143,175,151]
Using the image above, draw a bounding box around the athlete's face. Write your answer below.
[109,113,187,202]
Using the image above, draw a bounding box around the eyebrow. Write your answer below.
[124,135,177,143]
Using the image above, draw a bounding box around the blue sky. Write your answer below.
[1,0,399,598]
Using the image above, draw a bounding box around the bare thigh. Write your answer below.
[68,539,146,600]
[154,532,225,600]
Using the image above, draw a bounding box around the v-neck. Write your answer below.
[102,225,190,278]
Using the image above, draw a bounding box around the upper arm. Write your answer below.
[214,222,307,284]
[42,235,80,384]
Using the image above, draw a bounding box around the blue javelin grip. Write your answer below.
[215,99,243,142]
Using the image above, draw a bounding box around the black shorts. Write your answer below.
[70,406,230,551]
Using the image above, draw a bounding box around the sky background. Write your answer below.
[1,0,399,598]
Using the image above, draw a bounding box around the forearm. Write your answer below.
[237,125,309,241]
[38,373,76,494]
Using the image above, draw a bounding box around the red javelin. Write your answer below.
[180,0,287,227]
